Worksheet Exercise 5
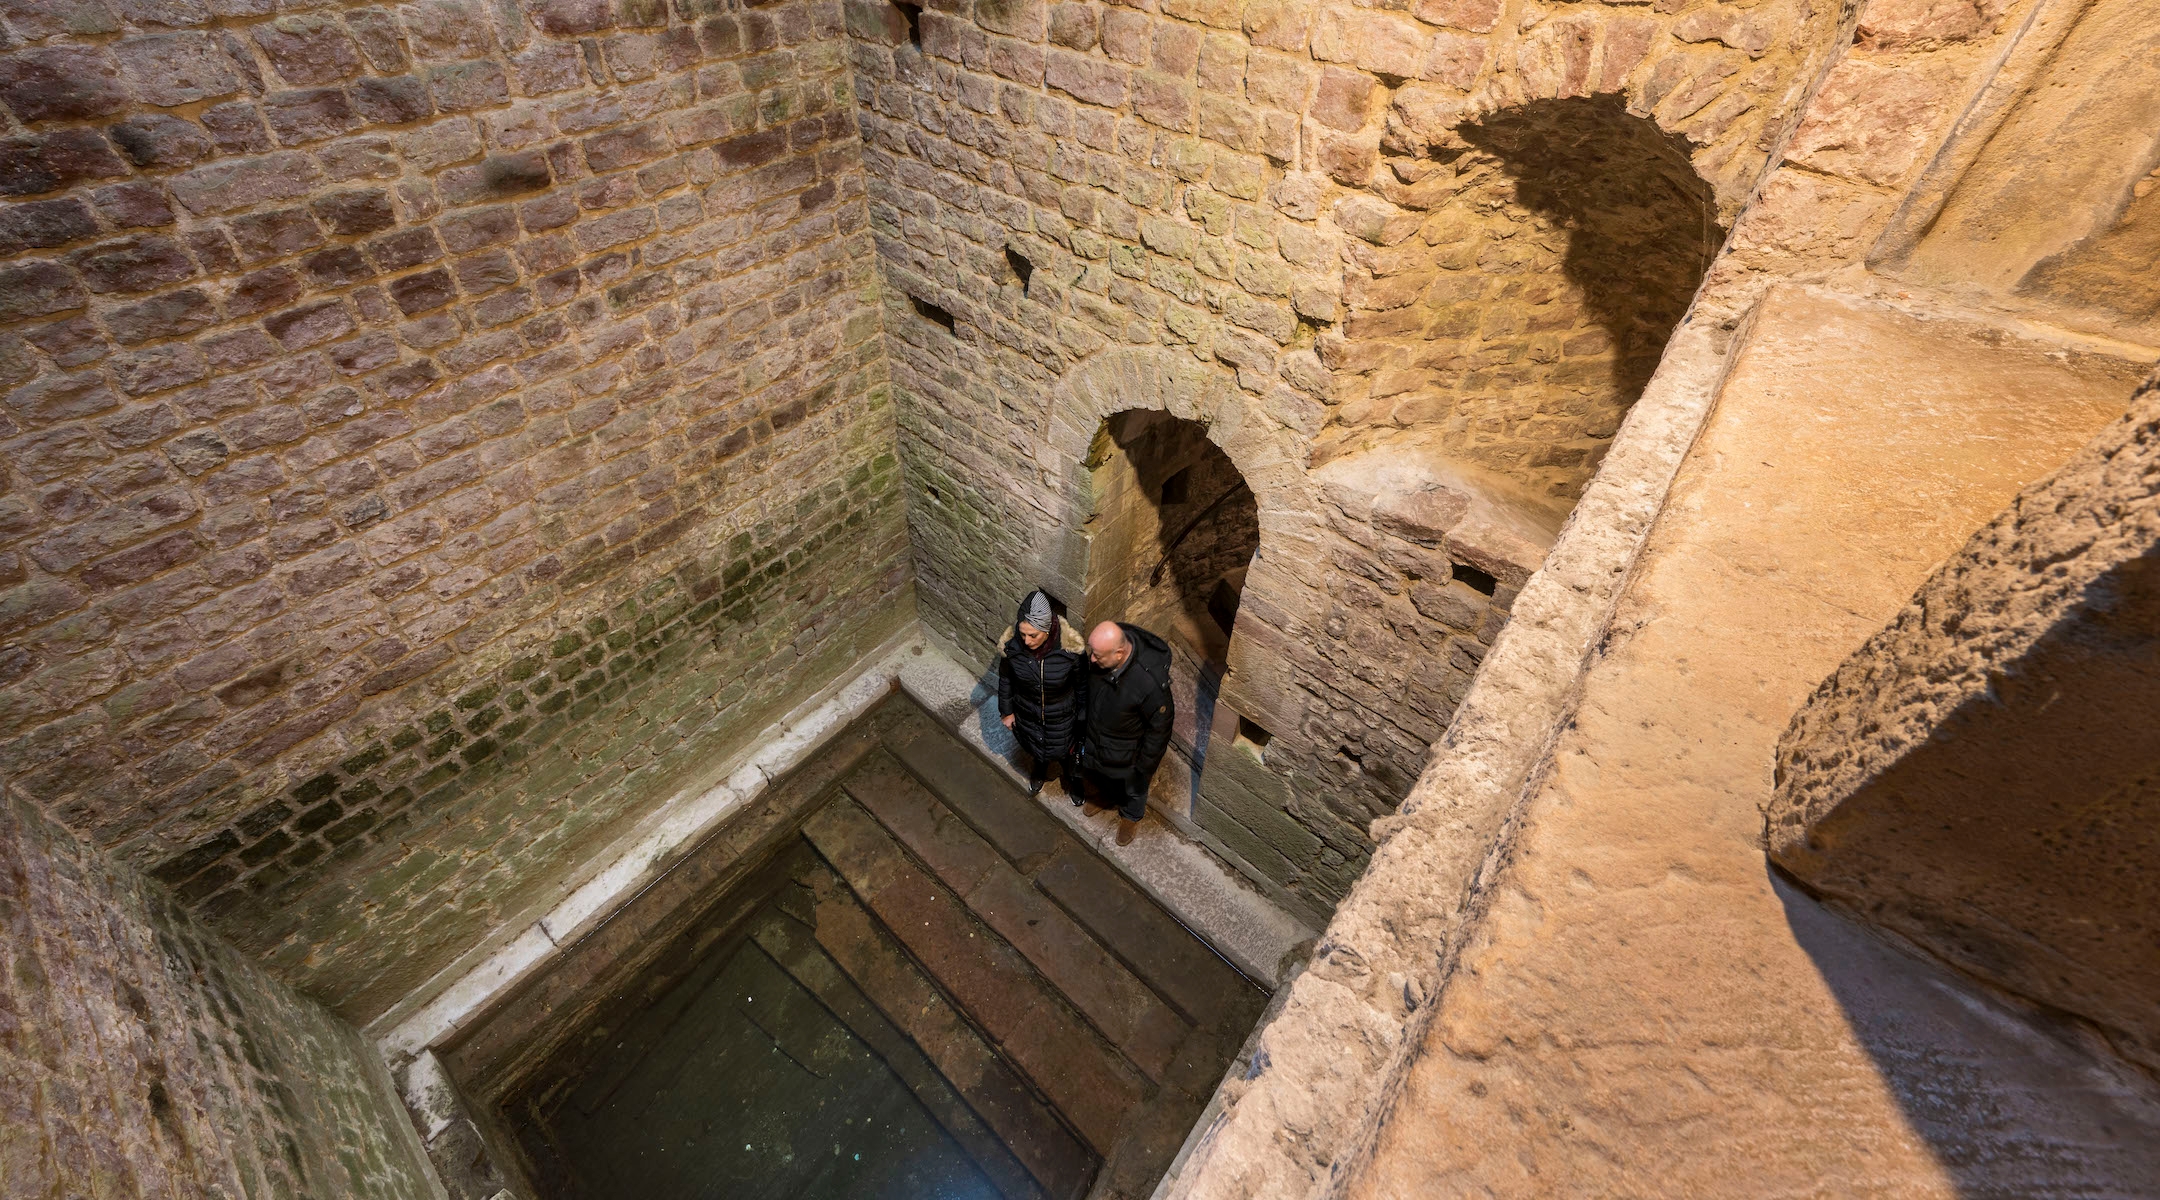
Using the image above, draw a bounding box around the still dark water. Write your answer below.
[542,922,998,1200]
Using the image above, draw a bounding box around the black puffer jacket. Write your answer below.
[1081,623,1174,781]
[997,594,1085,762]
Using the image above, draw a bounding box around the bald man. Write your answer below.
[1079,620,1175,837]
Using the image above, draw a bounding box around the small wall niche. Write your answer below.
[1005,247,1033,292]
[892,0,921,46]
[910,295,955,335]
[1453,563,1498,596]
[1235,716,1272,759]
[1159,468,1190,506]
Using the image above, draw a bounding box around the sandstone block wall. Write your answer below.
[851,0,1843,913]
[0,787,437,1198]
[1770,368,2160,1073]
[0,0,910,1021]
[1327,93,1721,507]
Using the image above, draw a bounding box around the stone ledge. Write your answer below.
[1157,307,1756,1200]
[369,621,927,1062]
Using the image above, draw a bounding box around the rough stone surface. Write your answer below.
[1328,288,2160,1197]
[0,789,438,1199]
[0,0,907,1023]
[1771,368,2160,1073]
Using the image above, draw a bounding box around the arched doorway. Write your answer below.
[1077,409,1262,831]
[1080,410,1260,670]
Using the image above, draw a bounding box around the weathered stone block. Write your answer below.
[0,130,132,196]
[113,32,241,106]
[0,46,130,122]
[253,14,363,85]
[1771,372,2160,1072]
[1785,59,1944,187]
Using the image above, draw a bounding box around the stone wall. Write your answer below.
[0,0,910,1021]
[853,0,1846,915]
[1327,93,1722,507]
[1770,368,2160,1073]
[0,787,438,1197]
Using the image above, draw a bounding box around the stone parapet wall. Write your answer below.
[0,0,910,1020]
[1770,367,2160,1073]
[0,787,439,1198]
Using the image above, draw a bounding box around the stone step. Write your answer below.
[882,708,1266,1032]
[801,799,1147,1156]
[800,876,1097,1200]
[884,712,1066,870]
[1033,845,1264,1033]
[749,910,1047,1200]
[841,750,1188,1082]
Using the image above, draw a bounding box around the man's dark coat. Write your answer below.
[1081,622,1174,783]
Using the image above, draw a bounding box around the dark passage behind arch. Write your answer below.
[1083,411,1259,669]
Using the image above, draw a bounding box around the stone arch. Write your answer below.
[1379,2,1831,223]
[1028,347,1321,628]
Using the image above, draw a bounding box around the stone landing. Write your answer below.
[1326,288,2160,1195]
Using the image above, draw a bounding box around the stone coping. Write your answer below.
[367,622,927,1063]
[1154,310,1753,1200]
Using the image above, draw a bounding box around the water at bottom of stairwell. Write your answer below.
[511,843,1014,1200]
[490,695,1270,1200]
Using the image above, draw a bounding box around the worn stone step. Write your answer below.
[807,863,1105,1200]
[750,911,1046,1200]
[801,799,1147,1156]
[802,868,1099,1200]
[885,715,1066,869]
[1033,844,1265,1032]
[842,750,1188,1082]
[885,702,1265,1032]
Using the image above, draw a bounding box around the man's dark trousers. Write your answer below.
[1084,766,1148,821]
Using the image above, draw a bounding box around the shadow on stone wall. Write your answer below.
[1329,95,1724,506]
[1771,865,2160,1190]
[1457,95,1724,417]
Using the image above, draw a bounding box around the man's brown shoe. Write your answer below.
[1116,818,1139,846]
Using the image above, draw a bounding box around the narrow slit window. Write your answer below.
[893,0,922,46]
[910,295,955,335]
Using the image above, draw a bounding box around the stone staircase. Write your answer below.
[497,694,1269,1200]
[793,697,1269,1200]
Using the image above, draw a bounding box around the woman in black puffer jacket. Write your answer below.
[997,589,1086,798]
